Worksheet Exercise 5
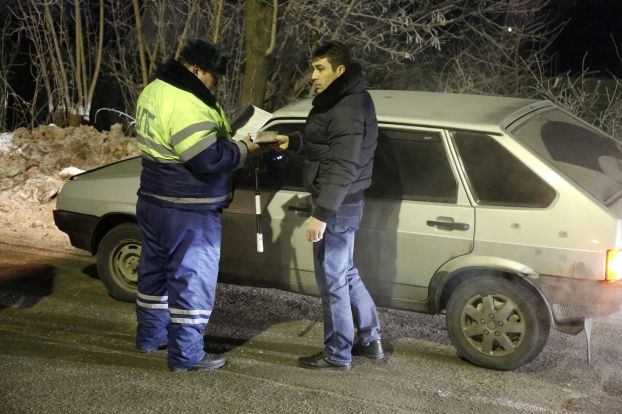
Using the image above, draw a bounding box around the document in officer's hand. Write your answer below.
[231,105,273,141]
[250,131,280,144]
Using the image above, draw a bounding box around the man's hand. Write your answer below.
[306,217,327,242]
[242,136,260,152]
[275,134,289,150]
[253,132,289,151]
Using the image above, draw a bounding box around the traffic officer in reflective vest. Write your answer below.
[134,39,260,371]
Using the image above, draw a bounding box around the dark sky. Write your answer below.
[548,0,622,76]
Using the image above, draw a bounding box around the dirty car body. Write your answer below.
[54,91,622,370]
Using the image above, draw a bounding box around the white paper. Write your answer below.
[231,105,273,141]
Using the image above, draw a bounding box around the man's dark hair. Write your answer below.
[178,39,229,75]
[311,41,351,70]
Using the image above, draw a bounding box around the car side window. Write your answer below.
[367,129,458,203]
[235,123,305,190]
[452,131,556,207]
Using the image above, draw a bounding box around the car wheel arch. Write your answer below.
[92,214,138,254]
[431,266,552,322]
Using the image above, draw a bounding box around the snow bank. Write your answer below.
[0,124,140,250]
[0,132,13,153]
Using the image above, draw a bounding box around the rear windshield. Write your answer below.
[510,108,622,205]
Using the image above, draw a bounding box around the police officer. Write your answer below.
[133,39,260,371]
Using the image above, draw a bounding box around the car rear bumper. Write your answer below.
[533,274,622,332]
[53,209,99,253]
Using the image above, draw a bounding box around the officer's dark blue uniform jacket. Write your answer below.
[135,59,248,209]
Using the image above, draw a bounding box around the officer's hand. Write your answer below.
[306,217,326,242]
[242,137,260,152]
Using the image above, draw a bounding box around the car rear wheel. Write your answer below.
[96,223,141,302]
[446,275,550,370]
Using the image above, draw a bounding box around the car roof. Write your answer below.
[271,90,548,132]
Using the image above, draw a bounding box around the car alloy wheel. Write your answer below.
[446,274,550,370]
[459,292,525,357]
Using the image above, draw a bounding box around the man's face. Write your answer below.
[311,57,344,94]
[195,66,218,90]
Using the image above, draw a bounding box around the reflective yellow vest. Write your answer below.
[135,79,232,164]
[134,77,246,209]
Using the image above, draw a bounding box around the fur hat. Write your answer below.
[179,39,228,75]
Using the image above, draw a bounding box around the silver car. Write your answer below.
[54,90,622,370]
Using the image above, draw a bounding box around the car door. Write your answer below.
[220,122,316,293]
[222,123,476,308]
[353,126,475,309]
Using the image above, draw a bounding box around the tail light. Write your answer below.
[606,249,622,281]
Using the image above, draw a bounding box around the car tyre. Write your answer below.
[96,223,142,302]
[446,275,550,370]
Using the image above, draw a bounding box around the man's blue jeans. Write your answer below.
[312,200,381,365]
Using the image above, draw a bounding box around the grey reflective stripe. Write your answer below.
[179,135,218,162]
[137,132,177,158]
[136,299,168,309]
[171,121,217,147]
[169,307,212,316]
[142,153,180,164]
[234,140,248,170]
[138,292,168,301]
[170,317,210,324]
[141,192,231,204]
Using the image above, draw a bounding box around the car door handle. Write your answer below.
[426,220,470,231]
[288,206,312,214]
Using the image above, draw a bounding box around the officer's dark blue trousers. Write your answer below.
[135,198,221,369]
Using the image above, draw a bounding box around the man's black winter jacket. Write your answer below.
[302,63,378,222]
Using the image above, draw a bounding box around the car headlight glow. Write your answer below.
[606,249,622,281]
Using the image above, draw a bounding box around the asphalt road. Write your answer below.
[1,241,622,413]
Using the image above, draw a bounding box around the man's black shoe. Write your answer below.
[352,339,385,360]
[298,351,351,371]
[169,353,227,372]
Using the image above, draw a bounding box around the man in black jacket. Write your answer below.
[297,42,384,370]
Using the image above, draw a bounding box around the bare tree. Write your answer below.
[0,12,21,130]
[531,60,622,137]
[418,0,560,97]
[256,0,497,110]
[2,0,619,136]
[74,0,105,122]
[11,1,67,126]
[212,0,225,43]
[239,0,274,109]
[9,0,107,126]
[102,0,246,119]
[87,0,106,120]
[133,0,149,87]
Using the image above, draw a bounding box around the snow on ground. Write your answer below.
[0,124,140,251]
[0,132,14,153]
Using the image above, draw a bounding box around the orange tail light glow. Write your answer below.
[606,250,622,281]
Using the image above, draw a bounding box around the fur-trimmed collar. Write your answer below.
[312,62,364,109]
[156,59,218,108]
